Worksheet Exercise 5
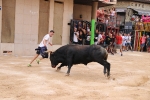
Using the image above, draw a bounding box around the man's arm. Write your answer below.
[49,42,53,46]
[43,39,48,47]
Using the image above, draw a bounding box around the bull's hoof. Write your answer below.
[65,73,70,76]
[56,68,61,71]
[104,73,107,77]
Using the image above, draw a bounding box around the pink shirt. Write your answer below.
[142,36,146,44]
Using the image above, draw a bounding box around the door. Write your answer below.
[53,1,64,45]
[38,0,50,43]
[2,0,16,43]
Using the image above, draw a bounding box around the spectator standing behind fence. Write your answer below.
[73,28,79,44]
[140,34,146,52]
[105,33,114,55]
[78,30,84,45]
[115,33,123,56]
[126,33,132,51]
[97,32,103,45]
[146,35,150,53]
[110,7,116,26]
[104,10,110,26]
[85,31,91,45]
[94,29,99,45]
[99,32,105,46]
[78,21,82,29]
[98,9,105,23]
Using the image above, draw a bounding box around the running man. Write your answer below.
[27,30,54,67]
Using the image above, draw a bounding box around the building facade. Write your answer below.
[0,0,117,56]
[0,0,74,56]
[101,1,150,31]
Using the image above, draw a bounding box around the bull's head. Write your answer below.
[48,51,59,68]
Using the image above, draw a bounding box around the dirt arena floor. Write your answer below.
[0,51,150,100]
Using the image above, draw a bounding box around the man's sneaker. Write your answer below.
[27,64,31,67]
[36,60,40,64]
[121,54,123,56]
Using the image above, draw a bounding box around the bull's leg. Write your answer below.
[57,63,66,71]
[103,61,110,77]
[66,64,73,76]
[66,55,73,76]
[98,61,107,76]
[98,60,110,78]
[103,66,107,76]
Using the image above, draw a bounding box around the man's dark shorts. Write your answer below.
[35,46,48,58]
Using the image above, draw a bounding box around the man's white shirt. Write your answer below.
[39,34,50,47]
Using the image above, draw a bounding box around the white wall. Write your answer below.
[73,4,92,21]
[0,0,73,56]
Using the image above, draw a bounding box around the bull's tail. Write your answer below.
[104,49,108,61]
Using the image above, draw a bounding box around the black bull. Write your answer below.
[49,45,110,77]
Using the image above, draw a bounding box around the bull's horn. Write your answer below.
[45,50,52,53]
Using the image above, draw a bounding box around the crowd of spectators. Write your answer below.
[133,14,150,23]
[73,21,91,45]
[96,7,116,27]
[140,34,150,53]
[73,21,150,54]
[72,8,150,54]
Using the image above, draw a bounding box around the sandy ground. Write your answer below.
[0,51,150,100]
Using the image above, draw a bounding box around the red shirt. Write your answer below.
[116,35,122,45]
